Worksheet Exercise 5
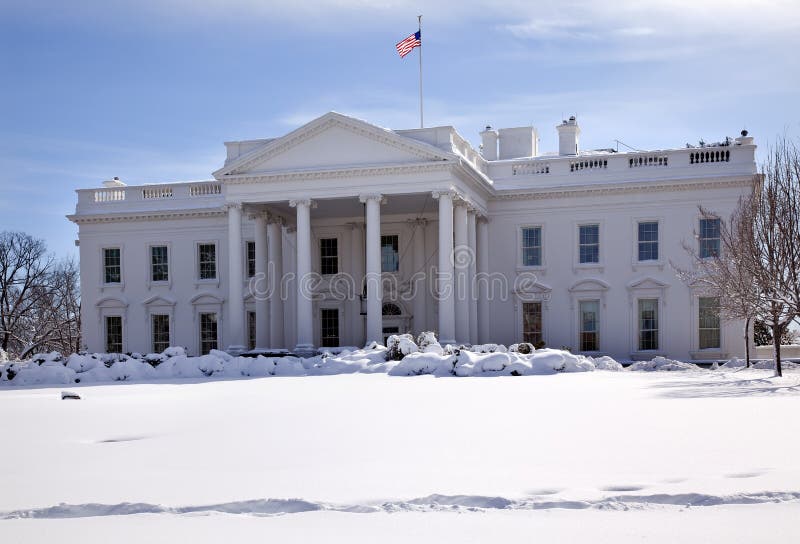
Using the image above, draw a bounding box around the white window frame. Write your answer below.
[317,304,343,348]
[198,311,219,355]
[636,298,661,352]
[150,313,171,354]
[698,215,721,259]
[517,224,545,270]
[147,242,171,287]
[573,220,604,270]
[380,232,401,274]
[104,314,124,353]
[195,240,219,285]
[318,235,340,276]
[101,246,124,287]
[632,217,664,270]
[578,299,601,353]
[245,240,256,280]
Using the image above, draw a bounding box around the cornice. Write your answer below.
[67,208,226,225]
[220,161,452,184]
[491,177,752,201]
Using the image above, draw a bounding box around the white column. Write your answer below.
[268,217,284,349]
[349,222,365,346]
[253,212,270,349]
[467,209,478,345]
[226,202,245,352]
[433,190,455,345]
[477,216,490,344]
[360,194,383,345]
[412,218,427,334]
[290,199,315,352]
[453,201,469,344]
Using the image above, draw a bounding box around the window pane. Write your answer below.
[151,314,170,353]
[321,308,340,347]
[522,302,543,345]
[199,244,216,279]
[579,225,599,264]
[151,246,169,282]
[106,315,122,353]
[579,300,599,351]
[637,222,659,261]
[638,299,659,350]
[381,235,399,272]
[698,297,721,349]
[521,227,542,266]
[320,238,339,275]
[200,312,218,354]
[247,241,256,278]
[247,311,256,350]
[104,248,121,284]
[699,218,721,258]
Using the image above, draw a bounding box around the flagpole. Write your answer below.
[418,14,423,129]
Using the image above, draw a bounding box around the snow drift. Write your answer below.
[0,332,710,387]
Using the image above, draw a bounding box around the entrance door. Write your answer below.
[382,326,399,345]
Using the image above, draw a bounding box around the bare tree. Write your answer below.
[0,231,81,359]
[677,209,760,367]
[676,139,800,376]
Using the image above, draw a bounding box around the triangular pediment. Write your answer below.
[214,112,452,178]
[627,276,670,290]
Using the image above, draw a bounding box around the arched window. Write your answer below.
[382,303,402,316]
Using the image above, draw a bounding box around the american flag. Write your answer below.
[395,30,421,58]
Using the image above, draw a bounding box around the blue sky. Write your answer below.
[2,0,799,258]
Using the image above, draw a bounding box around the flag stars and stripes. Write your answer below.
[396,30,421,58]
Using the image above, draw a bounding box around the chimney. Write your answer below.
[556,115,580,156]
[480,125,498,160]
[497,126,538,160]
[102,176,126,188]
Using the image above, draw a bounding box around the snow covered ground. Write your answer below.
[2,355,800,542]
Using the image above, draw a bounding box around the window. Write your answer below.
[247,241,256,278]
[382,303,402,316]
[698,297,721,349]
[150,245,169,282]
[637,222,659,262]
[247,311,256,350]
[521,226,542,266]
[383,326,400,346]
[579,300,599,351]
[320,238,338,275]
[579,224,599,264]
[320,308,339,347]
[699,217,720,258]
[151,314,170,353]
[638,299,659,351]
[381,235,399,272]
[105,315,122,353]
[522,302,542,345]
[104,248,121,284]
[199,312,218,354]
[198,243,217,280]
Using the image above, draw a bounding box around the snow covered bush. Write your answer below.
[509,343,534,355]
[385,334,418,361]
[628,356,699,371]
[416,331,443,355]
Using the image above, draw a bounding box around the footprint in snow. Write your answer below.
[96,435,151,444]
[601,485,647,492]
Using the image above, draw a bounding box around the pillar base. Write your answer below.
[226,345,246,356]
[293,343,318,358]
[438,338,457,347]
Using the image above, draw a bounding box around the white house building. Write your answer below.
[68,112,757,360]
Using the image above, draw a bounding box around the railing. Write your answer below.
[629,155,668,168]
[190,183,222,196]
[142,187,174,199]
[512,162,550,175]
[570,158,608,172]
[93,188,126,202]
[87,182,222,206]
[690,149,730,164]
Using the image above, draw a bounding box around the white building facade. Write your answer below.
[69,112,757,360]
